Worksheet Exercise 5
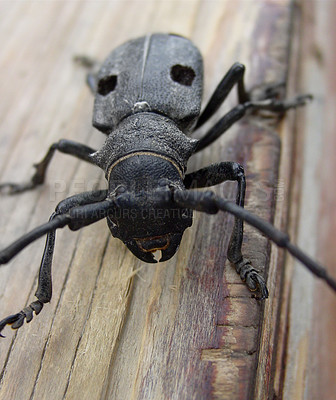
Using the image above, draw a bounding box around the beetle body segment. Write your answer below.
[91,112,198,175]
[93,33,203,134]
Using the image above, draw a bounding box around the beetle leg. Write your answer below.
[0,213,69,336]
[173,189,336,297]
[184,162,268,298]
[33,189,108,304]
[194,93,312,153]
[194,103,246,152]
[184,161,244,189]
[195,63,249,129]
[0,139,97,194]
[0,212,58,337]
[0,190,109,336]
[86,73,98,94]
[194,62,312,152]
[73,55,100,94]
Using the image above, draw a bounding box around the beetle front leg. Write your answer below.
[184,162,268,299]
[0,213,57,336]
[0,139,97,194]
[0,189,108,336]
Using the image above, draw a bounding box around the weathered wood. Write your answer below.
[0,1,319,399]
[280,2,336,399]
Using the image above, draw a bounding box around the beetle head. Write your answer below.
[106,154,192,263]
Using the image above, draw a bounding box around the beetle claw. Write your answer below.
[0,300,44,337]
[235,259,268,300]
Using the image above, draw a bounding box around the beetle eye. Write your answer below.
[97,75,117,95]
[115,185,126,195]
[170,65,195,86]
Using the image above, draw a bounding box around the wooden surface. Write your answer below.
[281,2,336,399]
[0,1,334,399]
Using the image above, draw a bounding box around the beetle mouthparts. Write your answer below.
[135,235,170,253]
[124,233,183,263]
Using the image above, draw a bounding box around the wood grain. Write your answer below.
[281,2,336,399]
[0,1,326,399]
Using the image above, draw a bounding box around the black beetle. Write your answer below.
[0,33,335,336]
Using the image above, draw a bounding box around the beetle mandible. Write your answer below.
[0,33,335,336]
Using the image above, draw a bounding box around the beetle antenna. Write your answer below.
[173,189,336,292]
[0,199,114,266]
[0,215,71,265]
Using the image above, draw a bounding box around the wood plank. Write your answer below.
[281,1,336,399]
[0,1,313,399]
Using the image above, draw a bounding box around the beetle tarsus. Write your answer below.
[0,181,37,195]
[0,140,97,195]
[0,300,44,337]
[244,93,313,113]
[235,258,269,300]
